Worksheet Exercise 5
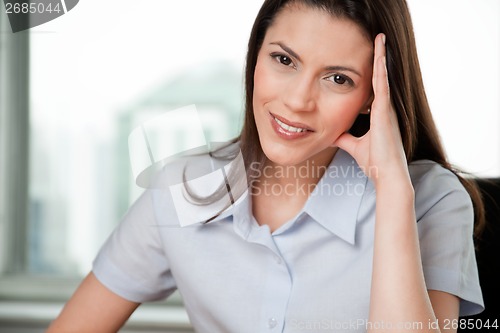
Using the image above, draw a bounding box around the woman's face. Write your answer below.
[253,4,374,167]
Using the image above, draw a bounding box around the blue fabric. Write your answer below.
[93,148,484,332]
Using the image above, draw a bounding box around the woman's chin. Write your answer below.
[262,143,337,167]
[261,145,301,167]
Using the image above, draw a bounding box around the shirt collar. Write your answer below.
[303,149,368,245]
[231,191,254,239]
[205,189,253,239]
[213,149,368,244]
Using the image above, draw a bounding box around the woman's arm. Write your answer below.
[370,174,458,332]
[46,272,140,333]
[370,178,460,332]
[334,33,458,332]
[429,290,460,332]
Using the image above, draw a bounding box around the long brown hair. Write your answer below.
[238,0,485,238]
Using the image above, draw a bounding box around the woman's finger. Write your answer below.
[333,132,365,160]
[371,34,390,113]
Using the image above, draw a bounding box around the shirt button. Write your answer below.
[268,317,277,329]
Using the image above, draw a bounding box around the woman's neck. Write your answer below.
[250,148,338,232]
[254,147,338,198]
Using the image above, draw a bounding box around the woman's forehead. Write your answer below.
[263,5,374,69]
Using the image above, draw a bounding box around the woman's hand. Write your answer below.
[333,33,410,188]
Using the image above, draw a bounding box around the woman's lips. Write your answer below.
[269,112,314,140]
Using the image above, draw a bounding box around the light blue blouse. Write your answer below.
[93,148,484,332]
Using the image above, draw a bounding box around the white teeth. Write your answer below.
[274,117,307,133]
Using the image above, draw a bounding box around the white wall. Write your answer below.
[408,0,500,176]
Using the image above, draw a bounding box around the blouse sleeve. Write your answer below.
[411,161,484,316]
[92,189,176,303]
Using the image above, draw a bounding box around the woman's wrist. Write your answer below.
[373,166,414,198]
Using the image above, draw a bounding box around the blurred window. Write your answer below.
[0,0,498,305]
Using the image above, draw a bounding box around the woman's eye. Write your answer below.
[271,53,294,67]
[326,74,352,86]
[279,55,292,66]
[332,74,346,84]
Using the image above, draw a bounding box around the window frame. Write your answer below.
[0,2,30,277]
[0,8,189,331]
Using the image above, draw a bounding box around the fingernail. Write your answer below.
[382,34,386,45]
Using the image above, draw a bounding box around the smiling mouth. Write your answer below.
[270,113,314,133]
[274,117,308,132]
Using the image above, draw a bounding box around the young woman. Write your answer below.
[47,0,484,332]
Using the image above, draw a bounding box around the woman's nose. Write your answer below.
[282,73,316,112]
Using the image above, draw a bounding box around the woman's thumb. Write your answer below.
[332,132,358,157]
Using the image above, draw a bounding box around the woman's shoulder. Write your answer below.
[408,159,473,218]
[409,159,466,192]
[146,140,244,226]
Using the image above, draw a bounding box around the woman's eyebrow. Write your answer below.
[270,41,302,61]
[269,41,362,77]
[325,65,362,77]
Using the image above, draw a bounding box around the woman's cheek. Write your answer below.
[321,96,362,133]
[253,58,274,104]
